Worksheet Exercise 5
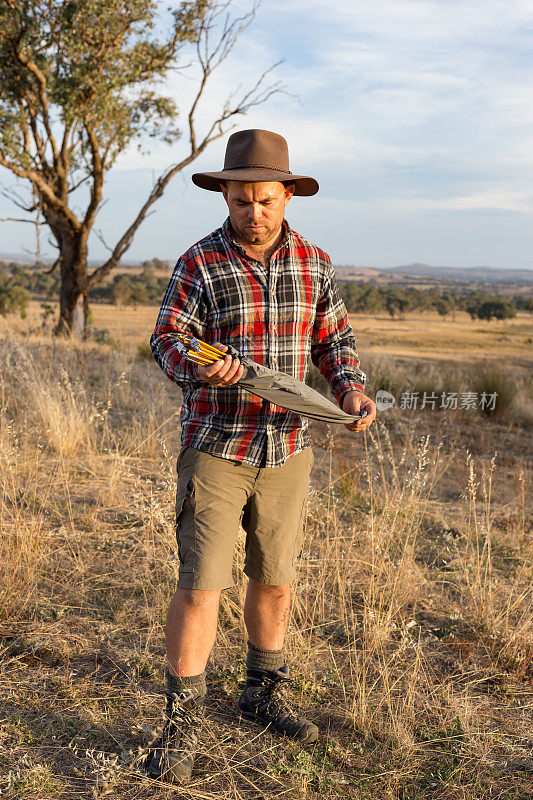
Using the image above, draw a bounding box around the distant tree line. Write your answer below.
[338,282,528,321]
[90,262,171,307]
[1,260,532,321]
[0,261,59,300]
[0,259,171,315]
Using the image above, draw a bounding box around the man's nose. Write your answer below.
[248,203,261,221]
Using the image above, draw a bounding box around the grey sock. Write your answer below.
[246,641,285,672]
[165,669,207,700]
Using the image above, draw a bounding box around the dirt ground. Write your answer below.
[0,306,531,799]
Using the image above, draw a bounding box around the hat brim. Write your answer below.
[191,168,318,196]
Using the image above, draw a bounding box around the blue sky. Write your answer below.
[1,0,532,268]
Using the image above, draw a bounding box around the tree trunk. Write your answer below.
[53,231,90,339]
[56,283,88,338]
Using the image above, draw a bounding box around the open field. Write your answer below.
[0,306,532,799]
[351,312,533,363]
[19,302,533,362]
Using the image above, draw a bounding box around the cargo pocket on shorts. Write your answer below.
[175,477,195,564]
[292,496,308,565]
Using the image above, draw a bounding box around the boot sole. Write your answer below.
[235,704,319,744]
[148,762,193,783]
[146,750,194,783]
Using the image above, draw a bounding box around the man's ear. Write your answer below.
[220,181,228,202]
[284,182,296,204]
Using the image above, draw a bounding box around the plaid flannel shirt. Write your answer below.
[150,218,366,467]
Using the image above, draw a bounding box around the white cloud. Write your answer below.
[397,190,533,213]
[268,0,532,44]
[2,0,533,266]
[116,0,533,190]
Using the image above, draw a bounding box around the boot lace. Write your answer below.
[256,675,301,727]
[160,691,202,753]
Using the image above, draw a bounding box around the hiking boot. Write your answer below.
[146,689,204,782]
[236,665,318,743]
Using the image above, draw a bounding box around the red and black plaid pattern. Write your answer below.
[150,218,366,467]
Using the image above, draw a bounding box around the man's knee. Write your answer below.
[174,586,220,610]
[248,578,291,599]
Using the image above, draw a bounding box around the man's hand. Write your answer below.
[342,390,376,432]
[196,342,244,387]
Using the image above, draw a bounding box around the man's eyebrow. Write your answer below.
[234,194,277,202]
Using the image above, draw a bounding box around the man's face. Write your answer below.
[221,180,295,246]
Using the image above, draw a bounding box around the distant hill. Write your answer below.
[2,251,531,285]
[334,263,533,284]
[386,263,533,282]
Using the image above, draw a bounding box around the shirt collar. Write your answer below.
[221,217,292,258]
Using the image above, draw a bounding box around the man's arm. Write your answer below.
[150,256,208,390]
[311,257,376,432]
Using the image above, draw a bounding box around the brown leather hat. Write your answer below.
[192,129,319,196]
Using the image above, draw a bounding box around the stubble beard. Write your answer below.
[231,216,279,248]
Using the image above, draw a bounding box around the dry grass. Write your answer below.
[351,310,533,362]
[16,301,533,360]
[0,317,532,800]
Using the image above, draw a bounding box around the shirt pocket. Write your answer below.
[205,266,263,341]
[276,269,319,337]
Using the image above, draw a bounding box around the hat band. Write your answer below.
[225,163,293,174]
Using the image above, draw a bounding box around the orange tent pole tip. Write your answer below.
[193,339,227,358]
[177,333,228,361]
[186,352,214,364]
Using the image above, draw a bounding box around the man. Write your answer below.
[148,129,376,782]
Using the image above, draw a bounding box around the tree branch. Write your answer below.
[86,146,209,288]
[0,216,45,224]
[17,100,32,160]
[59,121,75,191]
[0,153,81,231]
[82,120,104,231]
[14,48,60,169]
[207,2,259,71]
[26,104,48,167]
[86,5,284,290]
[1,184,37,213]
[201,60,284,143]
[68,174,92,194]
[42,256,61,275]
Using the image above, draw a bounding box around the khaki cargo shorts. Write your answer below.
[174,446,314,590]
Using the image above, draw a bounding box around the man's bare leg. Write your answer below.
[148,589,219,781]
[165,580,289,676]
[239,577,318,742]
[244,577,291,651]
[166,587,221,677]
